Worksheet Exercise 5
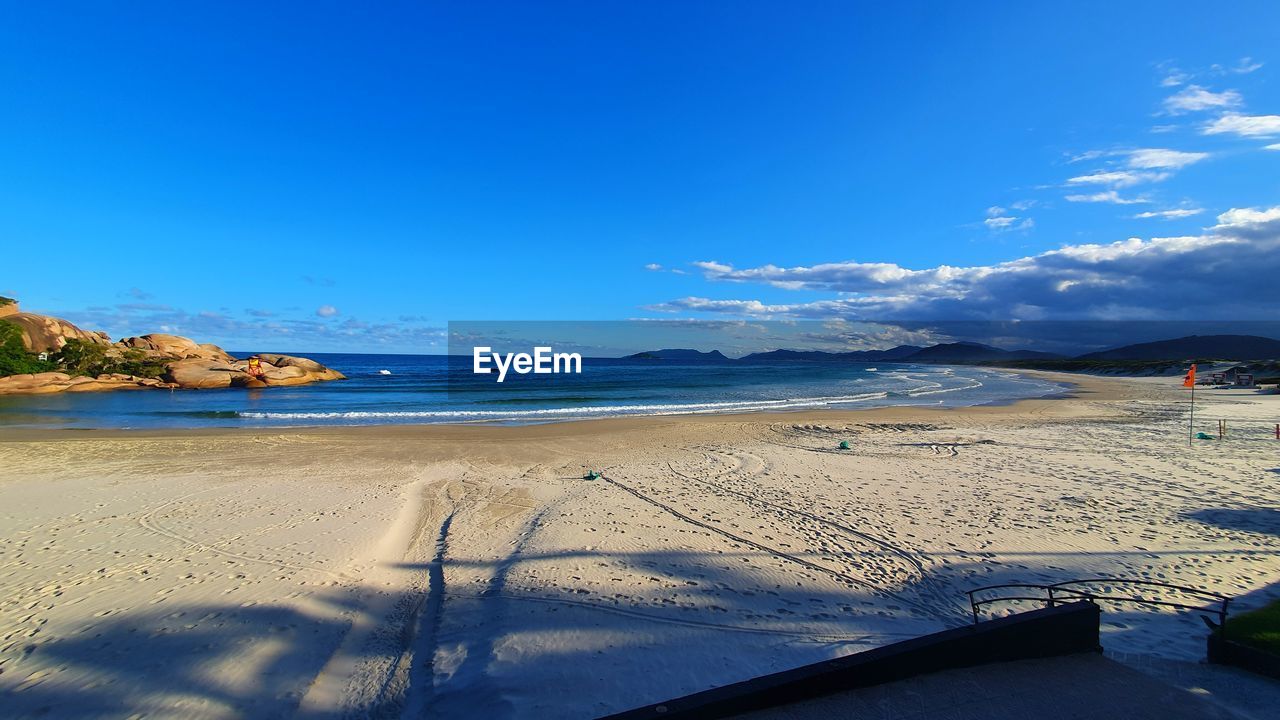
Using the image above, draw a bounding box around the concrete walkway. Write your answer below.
[1110,651,1280,720]
[733,653,1254,719]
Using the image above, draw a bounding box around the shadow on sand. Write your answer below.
[1182,508,1280,537]
[5,539,1255,720]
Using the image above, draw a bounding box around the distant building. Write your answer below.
[1220,366,1255,387]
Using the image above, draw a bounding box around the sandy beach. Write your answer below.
[2,371,1278,719]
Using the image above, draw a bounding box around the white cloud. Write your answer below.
[644,263,664,271]
[316,305,339,317]
[1061,149,1205,200]
[693,261,734,275]
[654,207,1280,321]
[983,213,1033,232]
[1067,150,1107,163]
[1203,113,1280,138]
[1265,143,1280,151]
[1233,57,1263,74]
[1066,170,1170,188]
[1132,208,1204,219]
[983,216,1034,231]
[1163,85,1243,115]
[1156,61,1188,87]
[1065,190,1148,205]
[1212,206,1280,231]
[1124,148,1208,169]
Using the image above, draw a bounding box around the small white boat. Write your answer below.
[866,367,877,372]
[378,369,392,375]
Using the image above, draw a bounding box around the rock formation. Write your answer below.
[0,299,345,394]
[5,311,112,353]
[120,334,235,362]
[0,372,171,394]
[257,354,346,382]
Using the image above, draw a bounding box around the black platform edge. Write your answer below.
[598,600,1102,720]
[1208,634,1280,681]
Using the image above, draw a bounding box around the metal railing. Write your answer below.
[965,577,1232,633]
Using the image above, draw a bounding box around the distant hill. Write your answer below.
[740,345,922,363]
[624,348,732,363]
[1076,334,1280,361]
[625,342,1064,364]
[904,342,1063,363]
[623,334,1280,369]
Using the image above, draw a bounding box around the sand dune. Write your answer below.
[1,372,1278,718]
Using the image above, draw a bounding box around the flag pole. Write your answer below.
[1183,363,1197,446]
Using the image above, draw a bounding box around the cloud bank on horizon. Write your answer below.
[652,207,1280,322]
[655,59,1280,328]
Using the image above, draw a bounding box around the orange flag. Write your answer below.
[1183,364,1197,388]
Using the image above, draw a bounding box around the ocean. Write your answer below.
[0,354,1069,429]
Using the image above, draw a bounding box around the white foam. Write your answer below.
[238,391,891,421]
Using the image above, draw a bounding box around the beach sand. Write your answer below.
[1,372,1278,718]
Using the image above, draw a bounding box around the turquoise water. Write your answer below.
[0,354,1068,429]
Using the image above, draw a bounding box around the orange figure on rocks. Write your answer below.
[246,356,266,379]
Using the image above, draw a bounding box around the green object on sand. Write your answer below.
[1195,432,1214,440]
[838,440,850,450]
[584,470,602,480]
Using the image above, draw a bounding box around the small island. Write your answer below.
[0,296,344,395]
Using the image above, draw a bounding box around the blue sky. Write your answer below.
[2,3,1279,352]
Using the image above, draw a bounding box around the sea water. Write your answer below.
[0,354,1068,429]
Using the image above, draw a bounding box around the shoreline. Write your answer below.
[0,369,1118,442]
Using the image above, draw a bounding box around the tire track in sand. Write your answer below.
[598,471,948,622]
[667,454,962,625]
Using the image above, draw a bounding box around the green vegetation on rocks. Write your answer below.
[0,320,54,375]
[54,339,169,379]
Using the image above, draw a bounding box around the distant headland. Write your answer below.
[624,335,1280,379]
[0,297,344,395]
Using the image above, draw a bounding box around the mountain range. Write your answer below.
[625,334,1280,364]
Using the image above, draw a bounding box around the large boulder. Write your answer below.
[4,312,111,353]
[0,372,73,394]
[257,354,346,381]
[0,371,171,395]
[64,377,150,393]
[196,343,235,361]
[162,358,240,389]
[225,358,334,386]
[163,354,347,390]
[0,298,17,318]
[258,364,311,386]
[119,334,235,361]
